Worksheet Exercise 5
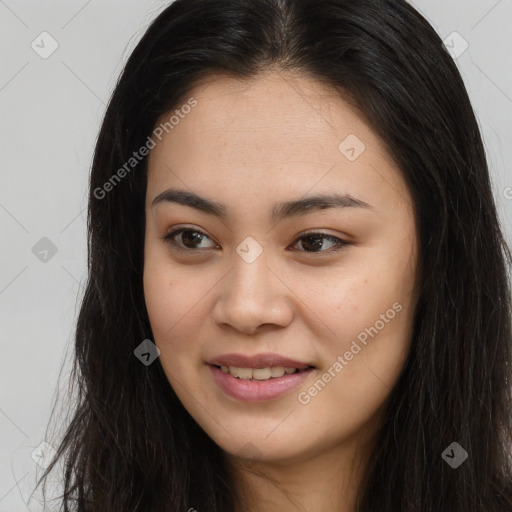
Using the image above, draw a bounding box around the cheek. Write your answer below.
[143,256,189,367]
[142,257,212,376]
[143,248,204,339]
[143,268,189,389]
[143,265,174,336]
[302,256,415,380]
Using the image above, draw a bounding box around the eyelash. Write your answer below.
[160,227,350,256]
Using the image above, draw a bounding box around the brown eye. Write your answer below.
[290,233,349,255]
[162,229,217,251]
[161,229,349,256]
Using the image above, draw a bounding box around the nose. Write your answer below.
[211,248,294,335]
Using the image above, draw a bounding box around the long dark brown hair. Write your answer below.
[35,0,512,510]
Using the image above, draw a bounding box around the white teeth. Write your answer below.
[219,365,306,380]
[271,366,285,377]
[236,367,253,379]
[252,367,272,380]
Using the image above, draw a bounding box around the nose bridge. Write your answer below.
[213,241,292,332]
[228,242,271,301]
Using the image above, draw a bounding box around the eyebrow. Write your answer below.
[151,188,373,223]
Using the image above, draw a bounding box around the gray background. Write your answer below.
[1,1,511,509]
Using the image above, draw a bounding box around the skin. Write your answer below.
[143,69,420,512]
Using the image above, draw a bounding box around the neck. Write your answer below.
[227,424,379,512]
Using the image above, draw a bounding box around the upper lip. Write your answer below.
[207,353,314,369]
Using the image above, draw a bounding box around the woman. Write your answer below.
[36,0,512,510]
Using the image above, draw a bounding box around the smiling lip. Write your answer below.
[208,364,315,402]
[207,353,313,369]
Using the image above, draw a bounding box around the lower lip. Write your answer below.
[208,364,314,403]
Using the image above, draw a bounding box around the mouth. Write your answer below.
[207,364,316,403]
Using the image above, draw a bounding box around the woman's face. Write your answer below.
[143,71,419,464]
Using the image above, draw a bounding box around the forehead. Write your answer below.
[146,70,411,215]
[151,70,387,158]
